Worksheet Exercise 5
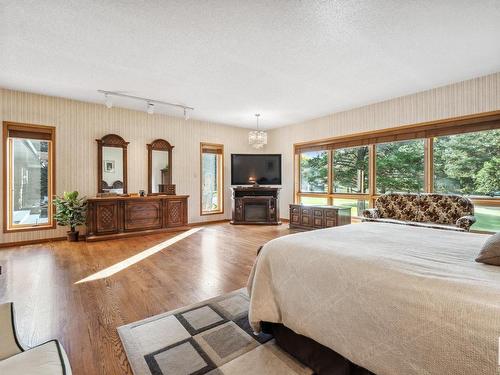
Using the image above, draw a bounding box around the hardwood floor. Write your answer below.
[0,222,293,375]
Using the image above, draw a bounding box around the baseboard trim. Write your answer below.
[190,219,231,227]
[0,236,67,249]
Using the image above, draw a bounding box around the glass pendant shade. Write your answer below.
[248,114,267,149]
[248,130,267,149]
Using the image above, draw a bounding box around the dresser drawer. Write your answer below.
[290,206,300,214]
[325,209,337,218]
[313,209,324,217]
[301,208,312,216]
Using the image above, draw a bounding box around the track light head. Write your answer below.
[147,102,155,115]
[104,93,113,109]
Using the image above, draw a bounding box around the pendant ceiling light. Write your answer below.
[248,114,267,149]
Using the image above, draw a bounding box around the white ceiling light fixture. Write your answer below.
[146,102,155,115]
[98,90,193,119]
[248,114,267,149]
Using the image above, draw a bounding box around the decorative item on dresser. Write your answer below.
[86,195,189,241]
[289,204,351,230]
[230,186,281,225]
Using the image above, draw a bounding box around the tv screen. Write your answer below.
[231,154,282,185]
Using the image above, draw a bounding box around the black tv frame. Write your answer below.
[230,154,282,186]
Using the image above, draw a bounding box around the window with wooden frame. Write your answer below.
[3,122,56,232]
[200,143,224,215]
[294,111,500,232]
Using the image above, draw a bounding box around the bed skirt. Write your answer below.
[263,322,374,375]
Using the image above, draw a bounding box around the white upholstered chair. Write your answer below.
[0,302,72,375]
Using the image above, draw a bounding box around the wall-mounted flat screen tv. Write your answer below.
[231,154,282,185]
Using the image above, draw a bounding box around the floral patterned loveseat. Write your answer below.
[362,193,476,231]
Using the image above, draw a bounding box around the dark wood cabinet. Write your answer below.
[87,195,189,241]
[289,204,351,230]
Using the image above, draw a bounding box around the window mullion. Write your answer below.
[424,138,433,193]
[368,144,376,208]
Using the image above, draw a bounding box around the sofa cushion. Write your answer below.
[0,340,72,375]
[407,221,466,232]
[418,193,474,225]
[364,218,466,231]
[375,193,419,221]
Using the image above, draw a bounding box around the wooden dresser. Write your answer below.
[289,204,351,230]
[86,195,189,241]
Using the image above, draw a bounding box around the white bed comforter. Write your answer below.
[248,222,500,375]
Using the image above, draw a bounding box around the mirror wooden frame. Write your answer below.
[96,134,129,194]
[147,139,174,195]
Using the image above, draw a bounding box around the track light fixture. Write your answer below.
[98,90,193,119]
[147,102,155,115]
[104,93,113,109]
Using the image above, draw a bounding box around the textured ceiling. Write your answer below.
[1,0,499,129]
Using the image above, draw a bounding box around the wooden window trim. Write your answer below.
[3,122,56,233]
[294,110,500,154]
[200,143,224,216]
[294,111,500,221]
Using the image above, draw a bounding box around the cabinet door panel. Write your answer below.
[96,202,119,233]
[325,218,336,227]
[313,217,324,227]
[167,200,185,226]
[301,214,312,227]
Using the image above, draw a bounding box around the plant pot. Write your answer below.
[67,231,79,242]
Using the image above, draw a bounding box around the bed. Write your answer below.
[247,222,500,375]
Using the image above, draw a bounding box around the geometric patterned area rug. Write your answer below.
[118,288,313,375]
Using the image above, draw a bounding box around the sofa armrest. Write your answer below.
[0,303,24,360]
[362,208,380,219]
[456,215,476,231]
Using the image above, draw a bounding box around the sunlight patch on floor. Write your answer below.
[75,228,202,284]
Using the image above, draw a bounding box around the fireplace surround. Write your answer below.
[230,186,281,225]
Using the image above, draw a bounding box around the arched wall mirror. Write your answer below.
[97,134,129,194]
[147,139,173,194]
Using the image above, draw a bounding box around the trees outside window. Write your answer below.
[333,146,369,194]
[376,140,425,193]
[295,124,499,231]
[300,151,328,192]
[433,129,500,197]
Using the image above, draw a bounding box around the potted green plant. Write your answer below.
[54,191,87,241]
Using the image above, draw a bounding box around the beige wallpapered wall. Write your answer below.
[1,72,499,242]
[266,72,500,218]
[0,89,256,243]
